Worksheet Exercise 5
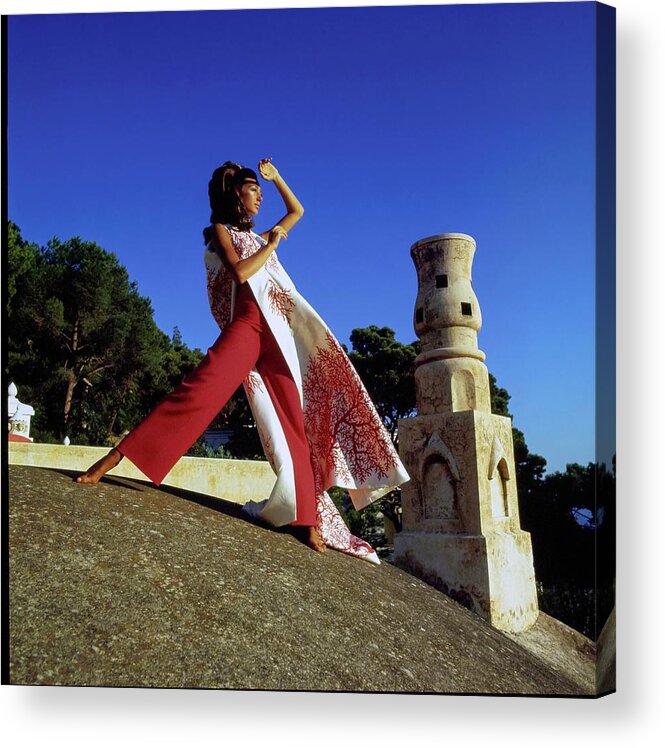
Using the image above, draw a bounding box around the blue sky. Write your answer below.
[6,2,608,474]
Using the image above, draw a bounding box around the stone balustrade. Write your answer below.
[8,442,275,506]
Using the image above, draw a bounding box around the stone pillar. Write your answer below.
[394,233,539,633]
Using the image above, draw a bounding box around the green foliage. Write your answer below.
[330,486,386,548]
[207,389,264,459]
[6,220,260,458]
[490,367,614,638]
[6,223,204,443]
[536,582,599,641]
[521,457,616,639]
[186,436,235,459]
[7,220,38,312]
[488,372,511,417]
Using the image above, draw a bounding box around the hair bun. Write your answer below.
[209,161,243,197]
[207,160,254,231]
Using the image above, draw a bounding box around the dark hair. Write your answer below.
[204,161,254,243]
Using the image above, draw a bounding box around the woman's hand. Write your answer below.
[256,160,304,241]
[258,157,280,182]
[268,225,288,247]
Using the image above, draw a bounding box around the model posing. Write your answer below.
[77,158,409,562]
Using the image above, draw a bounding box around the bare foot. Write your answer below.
[75,448,123,484]
[293,526,327,553]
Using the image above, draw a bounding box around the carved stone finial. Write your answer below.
[409,235,492,417]
[411,233,483,360]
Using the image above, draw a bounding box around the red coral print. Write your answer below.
[226,227,258,260]
[267,280,295,323]
[306,462,376,558]
[256,422,276,472]
[207,227,270,331]
[206,265,233,330]
[227,227,280,272]
[243,370,264,397]
[315,491,376,559]
[303,330,399,487]
[266,252,280,271]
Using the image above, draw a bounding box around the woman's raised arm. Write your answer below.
[257,158,304,238]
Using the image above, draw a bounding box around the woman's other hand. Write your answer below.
[258,157,279,181]
[268,225,288,247]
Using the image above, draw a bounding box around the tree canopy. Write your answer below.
[6,223,204,444]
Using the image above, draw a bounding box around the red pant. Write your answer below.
[116,283,317,526]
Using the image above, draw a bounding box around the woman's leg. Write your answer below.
[77,296,263,485]
[115,321,262,484]
[256,325,319,530]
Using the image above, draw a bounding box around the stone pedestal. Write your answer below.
[394,234,538,633]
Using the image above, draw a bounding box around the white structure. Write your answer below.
[394,234,539,633]
[8,382,35,442]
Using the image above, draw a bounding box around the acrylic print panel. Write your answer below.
[4,1,615,696]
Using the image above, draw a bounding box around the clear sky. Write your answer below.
[6,2,605,474]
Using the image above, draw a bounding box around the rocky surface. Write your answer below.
[8,465,596,694]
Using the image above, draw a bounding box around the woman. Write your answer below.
[77,158,410,562]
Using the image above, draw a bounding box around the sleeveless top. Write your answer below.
[204,225,272,331]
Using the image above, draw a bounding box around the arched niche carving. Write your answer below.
[419,433,460,521]
[488,437,511,518]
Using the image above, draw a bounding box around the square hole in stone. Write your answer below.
[416,307,424,323]
[461,302,472,316]
[436,274,448,288]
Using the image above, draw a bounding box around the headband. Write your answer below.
[230,168,259,188]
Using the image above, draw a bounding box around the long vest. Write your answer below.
[204,225,410,563]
